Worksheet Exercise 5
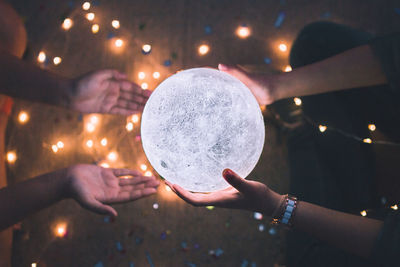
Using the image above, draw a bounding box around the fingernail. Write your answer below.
[218,64,228,71]
[222,168,234,178]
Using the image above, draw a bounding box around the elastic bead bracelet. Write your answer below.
[271,194,298,228]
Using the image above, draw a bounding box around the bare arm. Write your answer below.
[219,44,387,105]
[168,169,383,258]
[0,164,159,231]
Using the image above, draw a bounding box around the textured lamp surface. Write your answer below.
[141,68,265,192]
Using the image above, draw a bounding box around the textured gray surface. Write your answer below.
[141,68,265,192]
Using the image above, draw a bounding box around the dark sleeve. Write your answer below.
[369,33,400,92]
[371,211,400,266]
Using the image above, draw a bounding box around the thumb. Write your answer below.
[218,64,250,82]
[84,197,118,217]
[222,169,253,194]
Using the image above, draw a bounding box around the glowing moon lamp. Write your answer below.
[141,68,265,192]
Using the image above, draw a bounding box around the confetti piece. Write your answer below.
[204,25,212,35]
[225,222,230,227]
[67,1,75,8]
[163,60,172,66]
[139,23,146,30]
[166,229,171,235]
[263,57,272,64]
[194,243,200,249]
[77,114,83,121]
[92,0,100,6]
[145,251,154,267]
[135,135,141,141]
[215,248,224,257]
[160,232,167,240]
[274,11,286,28]
[321,12,331,19]
[129,262,135,267]
[116,241,124,252]
[104,216,110,223]
[135,237,143,245]
[268,227,277,235]
[94,261,104,267]
[185,261,197,267]
[253,212,263,220]
[181,241,188,250]
[241,260,249,267]
[206,206,214,210]
[381,197,387,205]
[251,263,257,267]
[107,32,116,39]
[171,52,178,59]
[258,224,265,232]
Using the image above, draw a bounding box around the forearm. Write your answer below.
[274,44,387,100]
[293,200,383,258]
[0,50,72,107]
[0,169,68,231]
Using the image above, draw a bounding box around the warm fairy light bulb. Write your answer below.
[91,24,99,34]
[153,72,160,79]
[6,151,17,164]
[391,204,398,210]
[293,97,302,106]
[57,141,64,149]
[236,25,251,39]
[141,82,148,90]
[53,57,62,65]
[360,210,367,217]
[131,114,139,123]
[111,20,120,29]
[144,171,152,177]
[31,263,37,267]
[363,138,372,144]
[89,115,99,124]
[62,18,73,30]
[37,51,46,63]
[86,140,93,148]
[86,12,95,21]
[82,2,91,10]
[368,124,376,131]
[284,65,292,72]
[279,43,288,52]
[319,125,327,133]
[100,162,110,168]
[107,151,118,161]
[115,39,124,48]
[86,123,95,132]
[198,44,210,55]
[100,138,107,146]
[165,185,172,192]
[140,164,147,171]
[142,44,151,53]
[126,122,134,131]
[52,145,58,153]
[18,111,29,124]
[138,72,146,80]
[55,223,67,237]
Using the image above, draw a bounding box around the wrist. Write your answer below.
[262,189,284,216]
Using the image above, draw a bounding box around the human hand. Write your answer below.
[166,169,283,216]
[69,69,151,115]
[218,64,278,105]
[65,164,159,217]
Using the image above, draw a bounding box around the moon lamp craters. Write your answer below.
[141,68,265,192]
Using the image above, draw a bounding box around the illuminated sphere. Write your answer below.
[141,68,265,192]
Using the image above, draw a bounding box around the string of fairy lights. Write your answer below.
[2,2,398,265]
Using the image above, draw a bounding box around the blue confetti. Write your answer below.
[251,263,257,267]
[129,262,135,267]
[395,8,400,15]
[264,57,272,64]
[160,232,167,240]
[92,0,100,6]
[163,60,172,66]
[145,251,154,267]
[135,237,143,245]
[107,32,116,39]
[185,261,196,267]
[274,11,286,28]
[204,25,212,35]
[381,196,387,205]
[116,241,123,252]
[103,216,110,223]
[258,224,265,232]
[241,259,249,267]
[77,114,83,121]
[215,248,224,257]
[94,261,104,267]
[268,227,277,235]
[181,241,188,249]
[194,243,200,249]
[321,12,331,19]
[68,1,75,8]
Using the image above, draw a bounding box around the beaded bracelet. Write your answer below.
[271,194,298,227]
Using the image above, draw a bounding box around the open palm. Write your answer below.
[67,164,159,216]
[71,69,151,115]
